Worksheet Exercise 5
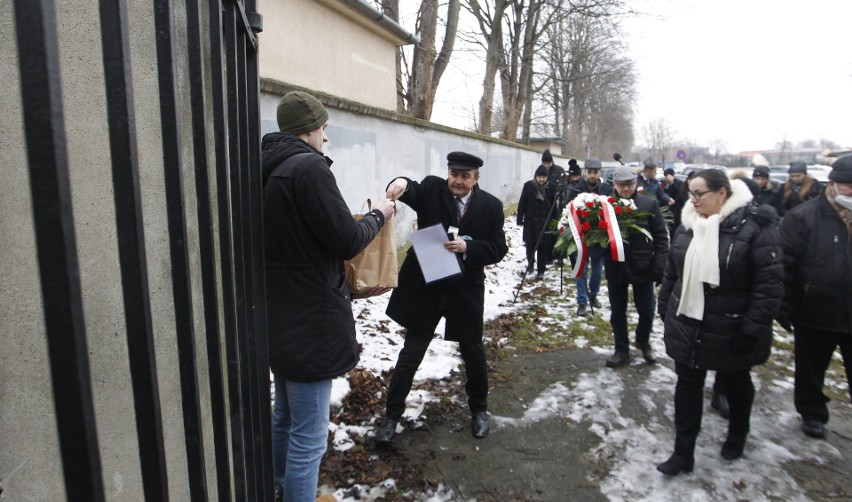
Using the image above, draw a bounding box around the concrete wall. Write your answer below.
[0,0,222,499]
[260,88,557,243]
[258,0,404,111]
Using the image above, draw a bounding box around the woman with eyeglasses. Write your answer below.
[656,169,784,475]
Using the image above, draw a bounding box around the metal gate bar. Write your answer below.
[13,0,106,500]
[152,0,209,499]
[97,0,170,499]
[184,0,234,499]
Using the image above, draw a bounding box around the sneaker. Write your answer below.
[535,271,544,279]
[590,296,602,309]
[636,342,656,364]
[605,352,630,368]
[577,304,588,316]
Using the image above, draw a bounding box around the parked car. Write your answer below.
[807,164,831,183]
[768,165,789,184]
[682,164,728,178]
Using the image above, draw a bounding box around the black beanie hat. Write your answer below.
[789,160,807,174]
[752,165,770,178]
[829,155,852,183]
[542,150,554,163]
[568,164,582,176]
[534,166,548,177]
[277,91,329,135]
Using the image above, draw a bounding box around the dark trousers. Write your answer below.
[607,277,656,353]
[673,362,755,456]
[525,241,548,274]
[385,311,488,420]
[794,325,852,423]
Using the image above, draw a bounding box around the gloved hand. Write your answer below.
[775,312,793,333]
[731,334,758,355]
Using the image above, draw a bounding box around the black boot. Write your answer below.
[721,435,746,460]
[375,417,398,444]
[656,453,694,475]
[471,411,490,438]
[711,392,731,419]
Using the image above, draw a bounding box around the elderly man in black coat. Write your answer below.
[780,156,852,439]
[376,152,509,443]
[605,166,670,368]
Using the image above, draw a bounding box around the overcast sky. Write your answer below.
[407,0,852,155]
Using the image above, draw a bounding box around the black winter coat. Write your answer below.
[386,176,508,342]
[781,176,822,215]
[662,178,685,229]
[754,180,783,213]
[517,180,556,245]
[780,193,852,334]
[638,175,671,205]
[262,132,385,381]
[659,180,784,371]
[604,192,669,284]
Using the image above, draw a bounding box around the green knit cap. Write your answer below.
[276,91,329,135]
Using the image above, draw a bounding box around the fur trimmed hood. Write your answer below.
[681,178,754,230]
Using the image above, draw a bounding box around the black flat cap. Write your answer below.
[447,151,484,170]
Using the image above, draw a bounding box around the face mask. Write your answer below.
[834,194,852,211]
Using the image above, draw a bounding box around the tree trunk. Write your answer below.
[410,0,438,119]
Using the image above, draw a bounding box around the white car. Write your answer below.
[806,164,831,183]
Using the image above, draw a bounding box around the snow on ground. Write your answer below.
[325,215,845,501]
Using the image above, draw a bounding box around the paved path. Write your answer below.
[398,348,852,501]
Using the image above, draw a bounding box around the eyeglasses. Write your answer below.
[688,189,715,200]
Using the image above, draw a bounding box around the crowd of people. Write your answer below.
[515,151,851,476]
[261,90,850,500]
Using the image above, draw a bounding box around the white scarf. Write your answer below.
[677,179,753,320]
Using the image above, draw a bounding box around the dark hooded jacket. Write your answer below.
[604,192,669,284]
[659,179,784,371]
[517,178,556,246]
[780,192,852,334]
[262,132,385,381]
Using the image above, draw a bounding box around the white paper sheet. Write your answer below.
[408,223,463,283]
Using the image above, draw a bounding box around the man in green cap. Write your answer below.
[262,90,395,501]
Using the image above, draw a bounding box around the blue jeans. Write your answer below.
[575,247,605,306]
[272,376,331,502]
[607,277,656,354]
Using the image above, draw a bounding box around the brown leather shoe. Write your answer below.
[605,352,630,368]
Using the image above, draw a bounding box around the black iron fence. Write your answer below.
[12,0,271,500]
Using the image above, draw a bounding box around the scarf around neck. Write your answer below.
[677,179,753,320]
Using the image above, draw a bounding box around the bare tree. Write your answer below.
[641,118,676,165]
[379,0,460,120]
[534,7,635,157]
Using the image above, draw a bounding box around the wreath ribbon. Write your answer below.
[598,196,626,262]
[565,201,588,278]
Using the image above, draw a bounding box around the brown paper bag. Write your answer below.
[344,201,398,297]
